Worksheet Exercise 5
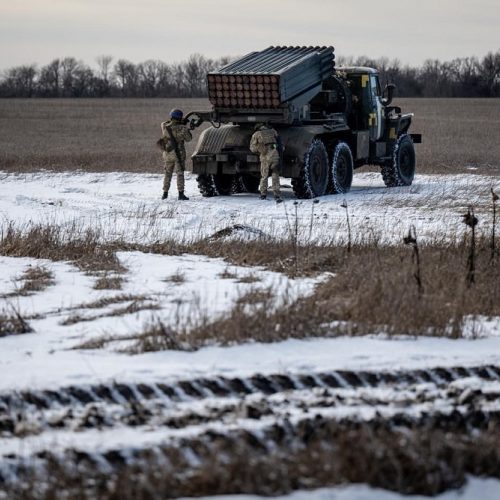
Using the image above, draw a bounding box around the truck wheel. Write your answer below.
[382,134,416,187]
[328,141,353,194]
[197,173,236,196]
[197,174,217,197]
[240,174,260,193]
[213,173,234,196]
[292,139,329,199]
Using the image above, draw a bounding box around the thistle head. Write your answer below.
[462,208,478,228]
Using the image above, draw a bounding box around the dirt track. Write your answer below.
[2,364,500,497]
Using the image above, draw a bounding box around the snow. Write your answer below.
[0,252,318,387]
[2,332,500,393]
[189,477,500,499]
[1,170,498,245]
[0,169,500,393]
[1,169,500,497]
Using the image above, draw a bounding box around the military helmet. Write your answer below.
[170,108,183,120]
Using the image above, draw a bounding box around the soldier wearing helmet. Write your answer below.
[160,108,192,200]
[250,123,283,203]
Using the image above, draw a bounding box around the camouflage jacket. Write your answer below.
[160,119,193,160]
[250,126,279,158]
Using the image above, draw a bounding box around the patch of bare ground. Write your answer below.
[1,98,499,175]
[0,98,210,173]
[4,417,500,499]
[394,98,500,175]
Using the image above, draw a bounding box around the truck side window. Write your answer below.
[370,75,381,97]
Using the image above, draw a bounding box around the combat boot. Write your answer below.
[178,191,189,201]
[162,191,168,200]
[259,194,267,200]
[275,196,283,204]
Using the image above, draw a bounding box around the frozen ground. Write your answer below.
[1,170,498,244]
[193,477,500,500]
[1,169,499,390]
[1,170,500,497]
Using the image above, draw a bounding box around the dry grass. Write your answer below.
[394,98,500,174]
[0,307,33,337]
[0,223,125,276]
[1,264,54,298]
[218,267,238,279]
[107,239,496,353]
[0,98,210,172]
[0,98,499,175]
[235,274,260,284]
[61,300,159,326]
[4,416,500,499]
[0,219,342,278]
[300,240,500,338]
[2,213,500,349]
[93,274,123,290]
[74,294,147,310]
[17,265,54,294]
[124,237,500,353]
[163,269,186,284]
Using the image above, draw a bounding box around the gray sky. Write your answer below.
[0,0,499,69]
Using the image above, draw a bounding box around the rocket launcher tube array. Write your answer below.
[207,46,335,110]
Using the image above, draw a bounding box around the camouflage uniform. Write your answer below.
[249,125,281,199]
[161,119,193,194]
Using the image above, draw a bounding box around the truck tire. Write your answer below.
[240,174,260,193]
[214,174,235,195]
[382,134,416,187]
[197,173,240,197]
[328,141,353,194]
[197,174,218,197]
[292,139,329,199]
[231,176,244,194]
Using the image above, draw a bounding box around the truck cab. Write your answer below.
[338,67,384,141]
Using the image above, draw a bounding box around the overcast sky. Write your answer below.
[0,0,499,69]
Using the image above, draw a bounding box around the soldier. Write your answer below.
[249,123,283,203]
[160,108,192,200]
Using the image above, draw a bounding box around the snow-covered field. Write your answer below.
[1,169,497,244]
[1,170,500,498]
[193,478,500,500]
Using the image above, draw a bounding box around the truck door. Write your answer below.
[368,74,383,141]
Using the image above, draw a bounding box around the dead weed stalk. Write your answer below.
[0,305,33,337]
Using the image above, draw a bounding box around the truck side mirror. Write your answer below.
[382,83,396,106]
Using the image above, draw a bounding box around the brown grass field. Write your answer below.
[0,98,499,174]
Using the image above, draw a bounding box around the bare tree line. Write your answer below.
[338,51,500,98]
[0,54,231,98]
[1,51,499,98]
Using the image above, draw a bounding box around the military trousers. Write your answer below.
[259,154,281,197]
[163,155,185,193]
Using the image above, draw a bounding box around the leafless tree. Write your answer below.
[113,59,138,96]
[38,59,61,96]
